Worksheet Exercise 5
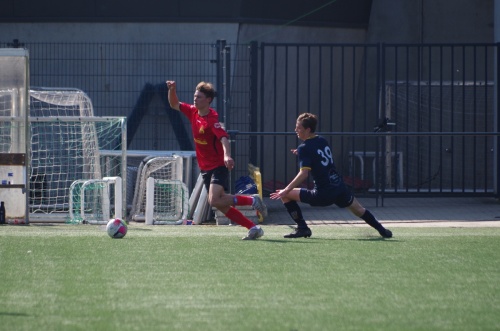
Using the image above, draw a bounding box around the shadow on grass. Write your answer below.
[259,237,401,243]
[258,239,322,244]
[0,311,29,316]
[352,237,401,242]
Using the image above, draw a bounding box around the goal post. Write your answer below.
[130,155,185,223]
[68,176,123,224]
[145,177,188,225]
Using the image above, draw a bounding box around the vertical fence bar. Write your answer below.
[377,43,383,205]
[272,45,278,192]
[224,45,234,193]
[450,46,455,193]
[284,45,290,186]
[486,45,492,194]
[249,41,258,165]
[439,45,444,192]
[259,42,265,185]
[216,39,226,120]
[461,45,466,192]
[472,45,478,192]
[427,45,432,192]
[224,46,231,129]
[496,43,500,196]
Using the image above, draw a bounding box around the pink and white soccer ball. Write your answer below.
[106,218,128,239]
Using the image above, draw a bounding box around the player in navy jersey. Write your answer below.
[270,113,392,239]
[167,80,266,240]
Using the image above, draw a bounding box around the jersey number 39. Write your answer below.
[317,146,333,166]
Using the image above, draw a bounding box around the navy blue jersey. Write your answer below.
[297,135,339,189]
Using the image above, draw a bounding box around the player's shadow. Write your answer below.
[0,311,29,317]
[260,237,400,243]
[259,238,322,244]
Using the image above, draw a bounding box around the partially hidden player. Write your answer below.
[270,112,392,239]
[166,80,266,240]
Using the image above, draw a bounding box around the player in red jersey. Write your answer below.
[166,80,266,240]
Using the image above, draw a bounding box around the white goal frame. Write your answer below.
[68,176,123,224]
[145,178,188,225]
[130,155,184,223]
[27,88,127,222]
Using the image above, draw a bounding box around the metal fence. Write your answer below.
[256,43,499,197]
[2,39,498,197]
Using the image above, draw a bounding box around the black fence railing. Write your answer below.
[2,39,498,197]
[230,131,497,202]
[258,42,499,197]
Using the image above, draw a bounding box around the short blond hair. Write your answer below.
[196,81,216,101]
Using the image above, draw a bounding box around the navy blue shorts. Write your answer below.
[201,166,229,192]
[299,181,354,208]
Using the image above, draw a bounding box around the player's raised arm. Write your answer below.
[166,80,180,111]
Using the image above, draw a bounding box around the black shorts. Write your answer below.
[201,166,229,192]
[299,180,354,208]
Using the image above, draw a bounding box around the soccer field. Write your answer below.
[1,224,499,331]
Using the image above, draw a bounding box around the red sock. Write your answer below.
[225,207,255,229]
[233,195,253,206]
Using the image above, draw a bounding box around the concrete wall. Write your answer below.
[0,0,494,44]
[0,22,240,44]
[366,0,494,43]
[497,0,500,43]
[0,22,367,45]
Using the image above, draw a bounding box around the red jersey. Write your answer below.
[179,103,229,171]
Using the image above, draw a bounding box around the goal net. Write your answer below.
[145,178,188,225]
[69,176,123,224]
[130,155,185,223]
[384,81,494,191]
[28,88,126,222]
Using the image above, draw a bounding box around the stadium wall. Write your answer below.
[0,0,494,45]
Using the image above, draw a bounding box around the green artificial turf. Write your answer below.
[1,224,499,331]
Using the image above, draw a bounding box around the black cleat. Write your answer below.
[378,228,393,238]
[284,227,312,238]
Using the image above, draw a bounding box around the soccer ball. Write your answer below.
[106,218,127,239]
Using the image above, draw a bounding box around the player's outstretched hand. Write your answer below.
[270,190,284,200]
